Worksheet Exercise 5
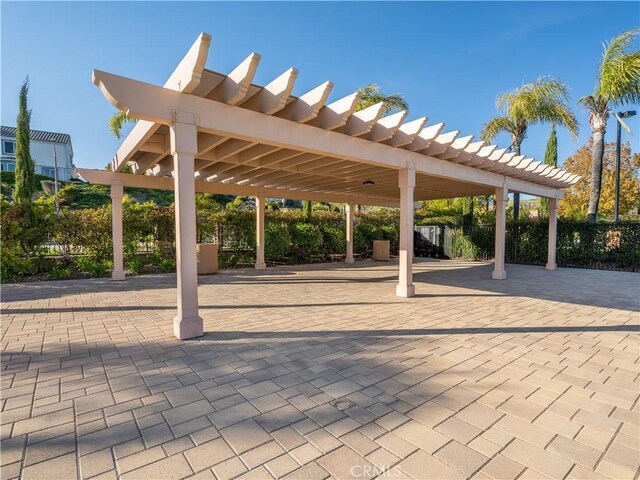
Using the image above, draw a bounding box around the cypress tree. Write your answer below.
[544,124,558,168]
[462,197,474,226]
[303,200,312,219]
[540,125,558,217]
[14,77,36,204]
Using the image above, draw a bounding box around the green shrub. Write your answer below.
[264,223,291,261]
[354,223,382,257]
[380,225,399,255]
[1,245,33,282]
[75,257,110,277]
[0,200,51,279]
[47,265,71,280]
[320,226,346,257]
[126,257,145,275]
[289,223,323,261]
[159,258,175,273]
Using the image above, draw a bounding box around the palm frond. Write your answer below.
[480,116,515,143]
[108,110,136,139]
[597,27,640,106]
[493,77,578,139]
[356,84,409,114]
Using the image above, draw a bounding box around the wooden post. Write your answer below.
[170,116,203,340]
[493,184,508,280]
[111,182,125,281]
[396,166,416,297]
[345,203,354,264]
[255,195,266,269]
[546,197,558,271]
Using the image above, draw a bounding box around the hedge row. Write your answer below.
[428,222,640,271]
[0,201,403,282]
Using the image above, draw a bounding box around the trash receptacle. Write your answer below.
[196,243,218,274]
[372,240,390,261]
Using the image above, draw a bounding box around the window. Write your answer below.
[39,166,56,177]
[1,161,15,171]
[2,140,15,155]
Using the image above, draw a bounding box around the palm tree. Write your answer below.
[579,27,640,222]
[482,77,579,220]
[356,84,408,114]
[109,111,136,139]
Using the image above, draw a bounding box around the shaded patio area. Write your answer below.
[2,260,639,479]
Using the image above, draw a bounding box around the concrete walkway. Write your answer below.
[2,260,639,479]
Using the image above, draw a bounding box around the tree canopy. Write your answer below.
[481,77,579,150]
[355,84,409,114]
[560,140,640,220]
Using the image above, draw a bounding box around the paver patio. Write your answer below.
[1,259,639,480]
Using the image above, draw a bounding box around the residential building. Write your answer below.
[1,126,76,180]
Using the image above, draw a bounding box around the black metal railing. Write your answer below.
[415,222,640,272]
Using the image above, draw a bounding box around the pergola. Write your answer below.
[78,32,577,340]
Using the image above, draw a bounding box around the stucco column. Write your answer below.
[255,195,266,270]
[546,197,558,271]
[345,203,355,264]
[492,184,508,280]
[111,182,125,281]
[170,117,203,340]
[396,166,416,297]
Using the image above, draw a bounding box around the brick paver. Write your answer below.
[2,259,639,479]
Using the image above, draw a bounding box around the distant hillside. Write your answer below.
[1,171,176,208]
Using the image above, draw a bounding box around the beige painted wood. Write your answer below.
[397,168,416,298]
[308,92,361,130]
[93,70,569,198]
[345,204,354,264]
[389,117,427,147]
[493,184,508,280]
[170,121,203,339]
[546,197,558,271]
[112,33,211,171]
[111,182,125,281]
[77,169,400,207]
[255,195,266,270]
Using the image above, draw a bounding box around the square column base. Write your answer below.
[345,257,355,264]
[255,262,267,270]
[112,270,125,281]
[173,315,204,340]
[545,263,557,271]
[492,270,507,280]
[396,284,415,298]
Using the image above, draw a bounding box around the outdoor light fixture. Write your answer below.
[363,180,375,185]
[614,110,636,222]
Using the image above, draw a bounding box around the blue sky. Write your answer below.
[1,1,638,172]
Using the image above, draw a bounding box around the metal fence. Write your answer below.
[415,222,640,272]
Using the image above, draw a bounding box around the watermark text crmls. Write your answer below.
[350,464,403,478]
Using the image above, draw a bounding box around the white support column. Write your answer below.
[396,166,416,297]
[345,203,354,264]
[111,182,125,281]
[546,197,558,271]
[170,116,203,340]
[492,183,508,280]
[255,195,266,270]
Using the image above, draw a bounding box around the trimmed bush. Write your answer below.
[320,226,346,257]
[354,223,382,256]
[264,222,291,261]
[380,225,399,255]
[289,223,323,261]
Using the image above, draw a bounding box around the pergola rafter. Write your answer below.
[79,32,570,340]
